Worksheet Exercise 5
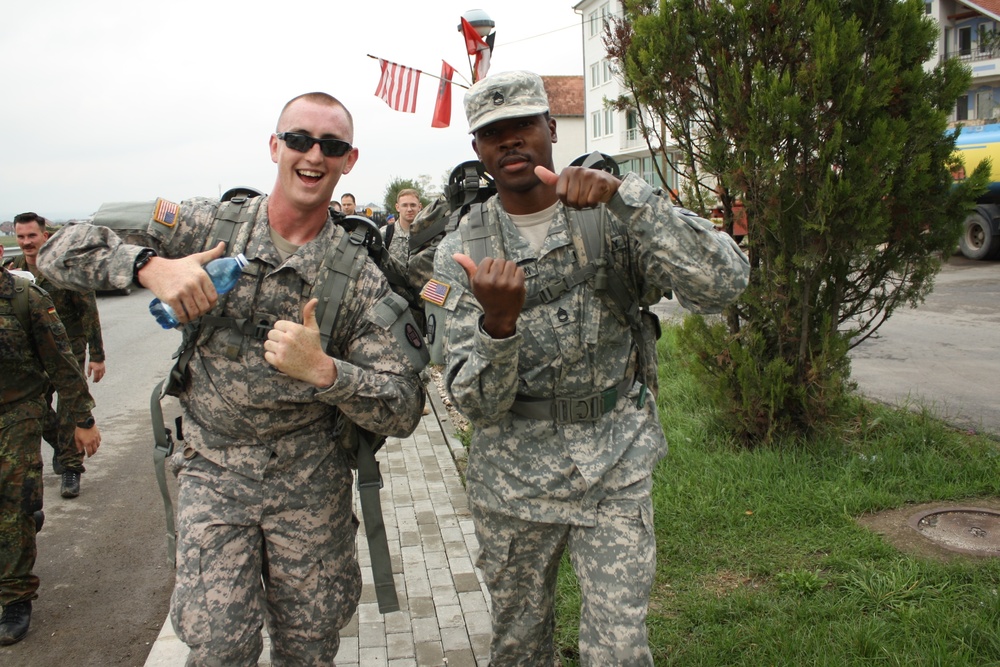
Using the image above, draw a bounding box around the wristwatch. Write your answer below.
[132,248,158,287]
[77,416,96,429]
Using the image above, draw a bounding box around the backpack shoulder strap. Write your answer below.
[208,194,264,254]
[312,217,426,614]
[566,206,660,400]
[11,275,32,336]
[460,202,504,265]
[567,207,639,325]
[313,222,369,354]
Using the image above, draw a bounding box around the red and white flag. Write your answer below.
[460,17,492,83]
[431,61,456,128]
[375,59,421,113]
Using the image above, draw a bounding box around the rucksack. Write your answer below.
[148,188,427,613]
[410,152,664,401]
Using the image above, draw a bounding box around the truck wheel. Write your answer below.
[959,211,1000,260]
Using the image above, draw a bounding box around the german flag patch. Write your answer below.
[420,279,450,307]
[153,198,179,227]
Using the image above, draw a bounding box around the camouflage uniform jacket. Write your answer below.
[37,197,424,480]
[432,172,749,526]
[5,255,105,362]
[0,267,95,423]
[386,223,410,273]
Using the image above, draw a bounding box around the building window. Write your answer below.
[957,95,969,121]
[591,63,601,89]
[604,108,615,136]
[602,59,614,84]
[590,4,610,37]
[625,109,640,145]
[959,26,972,57]
[925,1,932,14]
[981,24,997,56]
[592,111,602,139]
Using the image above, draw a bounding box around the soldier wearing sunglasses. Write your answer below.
[37,92,425,665]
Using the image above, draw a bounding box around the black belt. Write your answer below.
[510,375,634,424]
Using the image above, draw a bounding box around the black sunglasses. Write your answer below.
[276,132,352,158]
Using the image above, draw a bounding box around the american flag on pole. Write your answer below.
[375,59,421,113]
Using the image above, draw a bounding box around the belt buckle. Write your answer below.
[251,318,274,341]
[554,394,604,424]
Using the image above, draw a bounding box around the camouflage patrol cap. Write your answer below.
[464,70,549,134]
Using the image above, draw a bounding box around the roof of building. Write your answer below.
[542,75,585,117]
[965,0,1000,20]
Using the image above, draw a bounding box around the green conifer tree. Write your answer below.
[607,0,987,443]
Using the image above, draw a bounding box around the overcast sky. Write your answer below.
[0,1,586,221]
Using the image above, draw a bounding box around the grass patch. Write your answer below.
[555,324,1000,665]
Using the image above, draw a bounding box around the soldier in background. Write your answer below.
[431,71,749,665]
[10,212,106,499]
[340,192,357,215]
[0,244,102,646]
[384,188,422,272]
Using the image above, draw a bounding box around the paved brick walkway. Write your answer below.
[143,388,491,667]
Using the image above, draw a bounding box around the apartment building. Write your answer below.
[928,0,1000,124]
[573,0,679,192]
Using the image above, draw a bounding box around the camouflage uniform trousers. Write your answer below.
[169,447,362,667]
[472,484,656,667]
[0,400,45,607]
[42,339,88,473]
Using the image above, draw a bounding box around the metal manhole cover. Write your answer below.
[908,506,1000,556]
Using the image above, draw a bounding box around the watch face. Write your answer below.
[78,417,95,429]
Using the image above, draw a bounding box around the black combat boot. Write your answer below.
[61,470,81,498]
[0,601,31,646]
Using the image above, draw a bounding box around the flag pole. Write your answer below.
[367,55,469,89]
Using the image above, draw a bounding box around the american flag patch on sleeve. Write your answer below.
[420,279,451,307]
[153,198,179,227]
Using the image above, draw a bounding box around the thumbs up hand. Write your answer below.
[452,253,524,340]
[264,298,338,387]
[534,164,620,210]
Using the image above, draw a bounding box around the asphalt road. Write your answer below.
[0,288,181,666]
[849,255,1000,435]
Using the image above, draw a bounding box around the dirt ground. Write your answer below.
[857,497,1000,562]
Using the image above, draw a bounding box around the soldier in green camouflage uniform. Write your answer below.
[429,71,750,666]
[0,245,102,645]
[9,213,106,498]
[38,92,424,666]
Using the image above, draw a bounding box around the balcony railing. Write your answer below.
[621,127,643,150]
[946,47,1000,63]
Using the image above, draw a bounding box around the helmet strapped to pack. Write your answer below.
[408,161,496,253]
[568,151,621,178]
